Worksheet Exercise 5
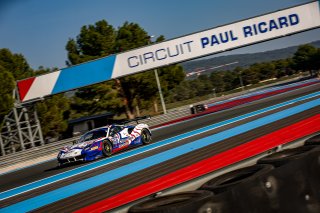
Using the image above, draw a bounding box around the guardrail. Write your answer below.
[0,107,193,173]
[0,76,306,174]
[0,137,79,170]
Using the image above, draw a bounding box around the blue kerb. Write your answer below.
[1,91,319,201]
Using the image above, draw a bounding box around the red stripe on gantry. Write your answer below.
[17,77,36,101]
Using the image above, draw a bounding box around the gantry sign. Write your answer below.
[17,1,320,103]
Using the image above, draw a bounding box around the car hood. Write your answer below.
[61,136,109,152]
[71,141,92,149]
[61,140,95,152]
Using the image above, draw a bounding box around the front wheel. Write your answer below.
[141,129,151,145]
[102,140,113,157]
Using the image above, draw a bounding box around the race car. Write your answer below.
[57,121,151,166]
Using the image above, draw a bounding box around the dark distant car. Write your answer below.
[57,123,151,166]
[190,104,208,114]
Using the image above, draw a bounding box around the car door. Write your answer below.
[119,128,130,143]
[109,126,121,148]
[109,126,128,148]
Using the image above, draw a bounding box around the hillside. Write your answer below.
[181,40,320,74]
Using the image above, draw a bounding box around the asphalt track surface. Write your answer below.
[0,82,319,212]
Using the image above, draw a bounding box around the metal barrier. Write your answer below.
[0,76,305,174]
[0,107,192,174]
[0,137,79,170]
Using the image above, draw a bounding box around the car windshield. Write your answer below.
[109,126,123,137]
[78,129,107,143]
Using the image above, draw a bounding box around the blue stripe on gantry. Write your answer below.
[51,55,116,94]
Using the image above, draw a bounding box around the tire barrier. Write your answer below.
[257,145,317,167]
[304,133,320,146]
[129,144,320,213]
[128,190,218,213]
[256,148,320,213]
[198,147,320,213]
[199,164,277,213]
[199,164,274,194]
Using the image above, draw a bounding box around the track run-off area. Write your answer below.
[0,80,319,212]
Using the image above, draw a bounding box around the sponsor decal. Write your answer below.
[90,146,99,151]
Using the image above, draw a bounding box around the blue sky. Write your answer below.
[0,0,319,70]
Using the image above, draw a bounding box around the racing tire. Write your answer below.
[304,133,320,146]
[257,146,316,167]
[141,129,151,145]
[128,190,216,213]
[199,164,274,194]
[102,140,113,157]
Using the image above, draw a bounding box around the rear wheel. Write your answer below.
[304,134,320,146]
[128,190,215,213]
[199,164,274,194]
[257,146,316,167]
[141,129,151,145]
[102,140,113,157]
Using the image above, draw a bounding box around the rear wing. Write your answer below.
[119,115,151,125]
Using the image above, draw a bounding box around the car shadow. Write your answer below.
[45,161,86,172]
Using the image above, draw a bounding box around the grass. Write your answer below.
[116,73,311,117]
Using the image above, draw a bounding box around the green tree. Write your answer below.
[140,35,185,113]
[189,78,205,96]
[35,66,59,75]
[310,48,320,71]
[159,65,185,94]
[0,65,15,124]
[36,95,70,139]
[274,59,295,78]
[66,20,185,118]
[72,81,123,117]
[65,39,82,66]
[0,48,73,139]
[170,81,195,101]
[0,48,33,126]
[31,66,71,139]
[115,22,150,52]
[66,20,154,118]
[222,70,237,91]
[292,44,318,75]
[114,23,185,116]
[259,62,276,80]
[209,72,225,93]
[249,63,276,81]
[144,64,185,112]
[0,48,33,80]
[65,20,123,118]
[241,68,259,85]
[197,74,213,95]
[232,67,245,89]
[66,20,116,65]
[114,22,151,118]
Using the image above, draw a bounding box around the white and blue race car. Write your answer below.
[57,121,151,166]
